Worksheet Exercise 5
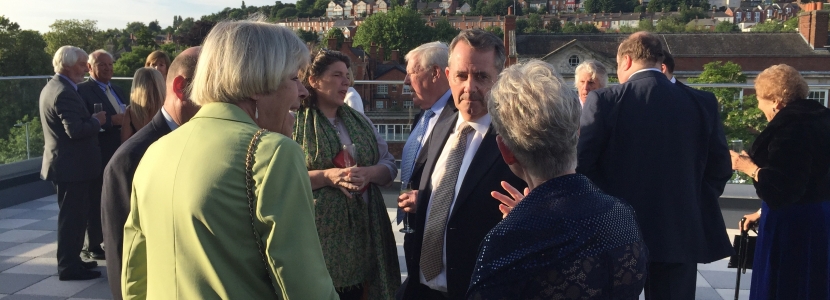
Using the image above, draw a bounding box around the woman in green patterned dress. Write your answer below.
[293,49,401,300]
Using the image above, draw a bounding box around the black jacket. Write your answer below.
[750,99,830,209]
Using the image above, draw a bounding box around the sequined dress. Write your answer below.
[467,174,648,299]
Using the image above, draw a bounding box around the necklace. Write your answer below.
[330,116,341,137]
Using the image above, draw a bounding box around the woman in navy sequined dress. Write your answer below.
[466,60,648,299]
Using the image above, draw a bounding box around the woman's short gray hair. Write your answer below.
[574,60,609,88]
[405,41,449,71]
[488,59,581,178]
[190,17,309,106]
[53,46,87,73]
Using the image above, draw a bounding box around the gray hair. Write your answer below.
[88,49,113,66]
[405,41,449,71]
[449,29,506,72]
[488,59,581,178]
[190,16,310,106]
[574,60,608,89]
[52,46,87,73]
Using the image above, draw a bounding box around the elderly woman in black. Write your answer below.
[467,59,648,299]
[731,64,830,299]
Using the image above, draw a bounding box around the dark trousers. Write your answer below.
[412,283,449,300]
[53,180,96,273]
[644,262,697,300]
[84,177,104,252]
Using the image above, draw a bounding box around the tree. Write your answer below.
[584,0,637,13]
[275,7,299,19]
[618,24,638,33]
[714,20,739,32]
[484,25,504,37]
[353,7,435,61]
[783,16,798,31]
[637,18,655,31]
[180,20,216,47]
[655,17,685,32]
[433,18,461,43]
[516,18,530,34]
[0,116,44,164]
[562,22,600,33]
[134,27,158,49]
[43,19,104,54]
[113,45,155,77]
[523,13,546,33]
[296,28,319,44]
[148,20,162,34]
[546,19,563,32]
[242,1,247,9]
[325,27,345,49]
[688,61,766,144]
[751,19,794,32]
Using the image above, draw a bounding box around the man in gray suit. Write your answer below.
[40,45,106,281]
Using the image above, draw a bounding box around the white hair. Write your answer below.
[88,49,113,66]
[488,59,581,178]
[574,60,609,89]
[52,46,87,73]
[190,17,309,106]
[405,41,449,71]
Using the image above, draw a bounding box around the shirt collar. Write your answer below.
[90,77,110,89]
[629,68,663,78]
[161,107,179,130]
[455,112,491,135]
[56,74,78,91]
[429,89,452,113]
[670,76,677,84]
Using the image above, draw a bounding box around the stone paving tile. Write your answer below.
[0,273,49,294]
[32,196,55,203]
[698,257,730,271]
[0,220,38,230]
[700,270,753,290]
[4,257,57,275]
[8,211,56,221]
[6,202,49,210]
[1,295,67,300]
[696,272,711,287]
[695,287,724,300]
[16,276,101,298]
[0,231,51,243]
[717,288,750,300]
[67,298,109,300]
[35,204,58,212]
[46,216,57,222]
[26,233,56,245]
[0,294,6,299]
[0,210,27,220]
[0,244,57,258]
[0,257,31,273]
[0,242,17,252]
[70,280,112,300]
[18,221,56,231]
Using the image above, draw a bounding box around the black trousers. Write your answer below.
[84,177,104,252]
[53,180,97,273]
[644,262,697,300]
[412,283,449,300]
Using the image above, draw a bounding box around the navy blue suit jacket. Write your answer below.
[577,70,733,263]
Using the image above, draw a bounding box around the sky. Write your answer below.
[0,0,292,33]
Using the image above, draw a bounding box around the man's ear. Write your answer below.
[172,75,187,101]
[496,135,517,166]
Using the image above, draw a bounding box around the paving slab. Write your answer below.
[0,210,27,220]
[700,270,753,290]
[4,257,57,275]
[69,280,112,300]
[0,243,17,253]
[1,295,67,300]
[7,211,55,222]
[34,204,58,212]
[0,273,49,294]
[18,221,56,231]
[6,203,49,211]
[0,257,31,273]
[16,276,101,298]
[0,220,38,230]
[0,231,50,243]
[26,233,56,245]
[695,287,724,300]
[0,244,57,258]
[717,288,750,300]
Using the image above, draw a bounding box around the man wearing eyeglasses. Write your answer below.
[100,46,202,300]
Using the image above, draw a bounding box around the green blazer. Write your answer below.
[122,103,337,300]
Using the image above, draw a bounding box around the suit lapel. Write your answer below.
[415,96,457,167]
[91,83,119,114]
[449,125,500,220]
[149,111,173,135]
[417,112,457,192]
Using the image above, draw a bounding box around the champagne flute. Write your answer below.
[399,181,415,233]
[94,103,104,132]
[730,140,744,183]
[342,144,361,198]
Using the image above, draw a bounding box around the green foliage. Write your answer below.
[43,19,104,54]
[148,20,162,34]
[516,19,530,34]
[484,25,504,37]
[715,20,739,32]
[783,16,798,31]
[0,115,44,164]
[562,22,601,33]
[584,0,638,13]
[752,19,795,32]
[688,61,767,144]
[433,18,461,43]
[113,45,154,77]
[326,28,345,49]
[655,16,685,32]
[474,0,516,16]
[546,19,563,32]
[353,7,436,61]
[618,24,638,33]
[180,20,216,47]
[296,28,319,44]
[134,27,158,49]
[523,13,546,33]
[275,7,300,19]
[638,18,655,31]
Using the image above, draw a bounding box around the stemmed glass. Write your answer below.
[94,103,104,132]
[730,140,745,184]
[399,181,415,234]
[342,144,362,198]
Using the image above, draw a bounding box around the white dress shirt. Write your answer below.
[670,76,677,84]
[629,68,663,78]
[419,113,492,292]
[161,107,179,131]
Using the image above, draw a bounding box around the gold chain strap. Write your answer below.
[245,128,279,295]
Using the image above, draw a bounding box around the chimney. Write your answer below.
[391,49,400,63]
[799,10,829,49]
[370,42,378,59]
[378,46,385,61]
[328,37,337,50]
[341,38,353,52]
[462,14,466,21]
[504,6,517,68]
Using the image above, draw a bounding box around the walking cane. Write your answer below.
[734,217,748,300]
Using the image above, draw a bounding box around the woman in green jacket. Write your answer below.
[121,19,338,300]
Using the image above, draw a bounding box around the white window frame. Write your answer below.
[376,100,385,109]
[377,84,388,94]
[372,124,412,141]
[403,85,412,94]
[807,89,828,107]
[404,100,413,108]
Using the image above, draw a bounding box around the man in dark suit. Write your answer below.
[577,32,733,299]
[77,49,127,260]
[398,29,526,300]
[100,46,201,300]
[40,46,107,280]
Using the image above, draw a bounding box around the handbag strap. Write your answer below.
[245,128,279,295]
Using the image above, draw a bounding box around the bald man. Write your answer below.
[100,47,201,299]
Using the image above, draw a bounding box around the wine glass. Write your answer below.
[730,140,745,184]
[342,144,361,198]
[94,103,104,132]
[399,181,415,234]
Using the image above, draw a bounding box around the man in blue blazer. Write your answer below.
[577,32,733,299]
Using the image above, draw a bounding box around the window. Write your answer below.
[376,100,385,109]
[392,85,398,92]
[373,124,412,141]
[392,100,398,107]
[377,85,388,94]
[404,100,413,108]
[736,12,742,22]
[807,90,828,107]
[403,85,412,94]
[754,12,760,23]
[568,55,580,67]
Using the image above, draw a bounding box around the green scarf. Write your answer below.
[293,105,400,299]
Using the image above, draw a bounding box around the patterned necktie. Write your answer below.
[105,85,122,113]
[401,109,436,184]
[420,123,474,281]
